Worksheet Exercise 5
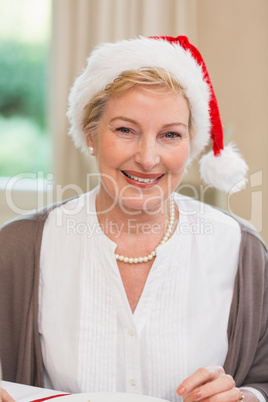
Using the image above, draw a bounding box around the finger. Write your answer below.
[0,389,15,402]
[191,375,236,401]
[177,366,225,396]
[192,387,242,402]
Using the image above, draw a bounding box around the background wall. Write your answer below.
[195,0,268,243]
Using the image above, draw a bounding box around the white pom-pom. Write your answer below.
[199,143,248,193]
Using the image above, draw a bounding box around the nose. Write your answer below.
[134,136,160,170]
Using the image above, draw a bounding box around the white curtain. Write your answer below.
[49,0,197,197]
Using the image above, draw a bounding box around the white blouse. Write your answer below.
[39,187,244,401]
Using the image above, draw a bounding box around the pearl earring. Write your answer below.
[88,146,94,155]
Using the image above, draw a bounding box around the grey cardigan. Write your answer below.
[0,202,267,399]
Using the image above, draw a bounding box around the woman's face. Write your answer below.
[87,86,190,214]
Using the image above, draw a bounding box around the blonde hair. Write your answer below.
[83,67,194,140]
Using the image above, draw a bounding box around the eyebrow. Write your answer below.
[162,122,188,129]
[110,116,137,124]
[110,116,188,128]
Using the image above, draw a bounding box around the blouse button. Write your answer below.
[128,328,136,336]
[129,378,137,386]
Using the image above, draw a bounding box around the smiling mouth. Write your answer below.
[122,171,164,183]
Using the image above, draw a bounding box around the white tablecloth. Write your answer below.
[1,381,68,402]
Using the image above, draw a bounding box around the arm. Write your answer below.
[0,216,45,386]
[0,199,76,386]
[224,224,268,399]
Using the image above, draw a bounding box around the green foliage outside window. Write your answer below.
[0,0,51,178]
[0,42,47,127]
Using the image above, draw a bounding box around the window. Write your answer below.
[0,0,52,178]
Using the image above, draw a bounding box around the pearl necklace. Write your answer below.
[115,196,175,264]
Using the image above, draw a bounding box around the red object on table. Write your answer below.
[31,394,71,402]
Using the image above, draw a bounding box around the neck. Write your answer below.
[95,191,171,236]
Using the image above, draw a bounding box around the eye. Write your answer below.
[164,132,181,139]
[116,127,131,133]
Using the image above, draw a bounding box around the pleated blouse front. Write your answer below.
[39,187,241,401]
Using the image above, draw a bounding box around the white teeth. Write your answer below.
[124,172,159,183]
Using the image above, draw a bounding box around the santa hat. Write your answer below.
[67,35,248,192]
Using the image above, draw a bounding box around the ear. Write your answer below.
[86,135,96,156]
[86,134,94,148]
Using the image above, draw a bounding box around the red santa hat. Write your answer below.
[67,35,248,192]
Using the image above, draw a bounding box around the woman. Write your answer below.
[0,36,267,402]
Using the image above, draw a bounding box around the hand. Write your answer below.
[176,366,242,401]
[0,388,15,402]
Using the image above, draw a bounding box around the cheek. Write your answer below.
[96,140,128,170]
[168,142,190,172]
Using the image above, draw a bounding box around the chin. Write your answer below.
[118,194,168,215]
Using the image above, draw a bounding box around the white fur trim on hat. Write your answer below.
[67,37,211,161]
[199,142,248,192]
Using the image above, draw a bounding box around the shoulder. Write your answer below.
[174,193,267,252]
[0,195,81,251]
[174,193,241,237]
[41,190,96,239]
[0,205,55,275]
[0,196,85,288]
[0,202,59,240]
[0,208,49,249]
[0,188,97,249]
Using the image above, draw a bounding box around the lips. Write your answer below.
[121,170,164,185]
